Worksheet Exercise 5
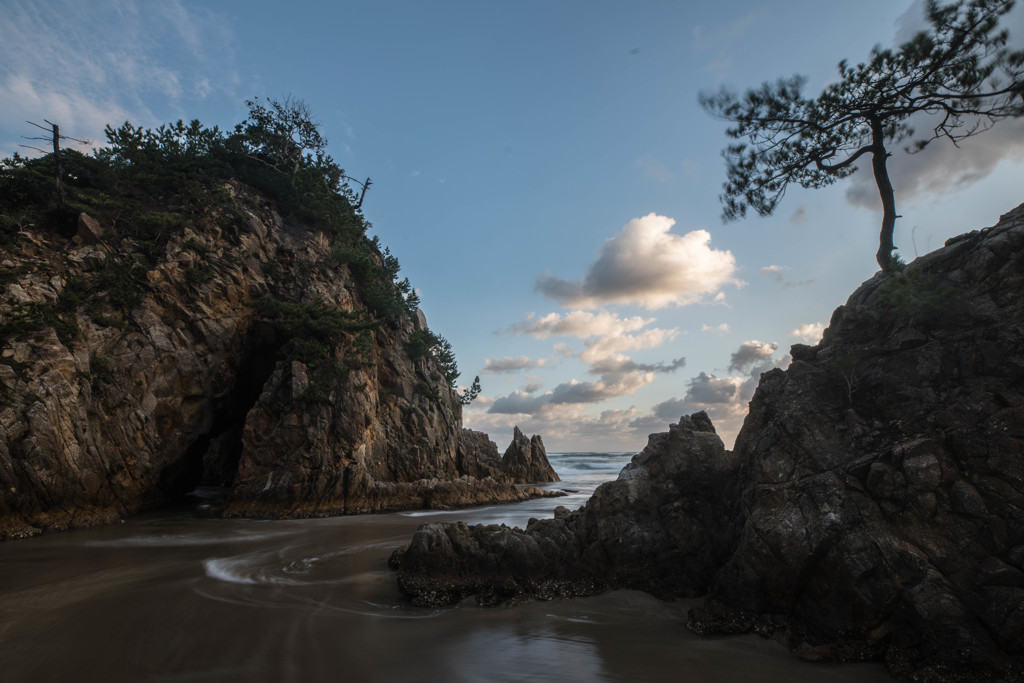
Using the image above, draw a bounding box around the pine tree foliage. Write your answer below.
[701,0,1024,271]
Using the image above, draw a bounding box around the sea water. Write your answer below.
[0,453,894,682]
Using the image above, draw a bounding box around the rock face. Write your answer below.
[395,203,1024,682]
[0,183,558,539]
[499,426,559,483]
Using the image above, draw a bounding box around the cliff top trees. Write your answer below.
[701,0,1024,271]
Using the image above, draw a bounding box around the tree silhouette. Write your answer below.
[701,0,1024,271]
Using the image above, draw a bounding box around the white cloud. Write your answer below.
[791,322,825,343]
[701,323,730,333]
[729,340,778,372]
[759,265,787,282]
[482,356,547,374]
[757,264,810,288]
[505,310,653,339]
[535,214,740,309]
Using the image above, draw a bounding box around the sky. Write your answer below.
[2,0,1023,453]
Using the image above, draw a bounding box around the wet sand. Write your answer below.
[0,454,894,682]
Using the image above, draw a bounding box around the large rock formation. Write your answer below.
[395,202,1024,682]
[0,184,558,539]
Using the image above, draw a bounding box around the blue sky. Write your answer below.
[2,1,1023,452]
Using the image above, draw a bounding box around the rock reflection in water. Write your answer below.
[0,454,894,682]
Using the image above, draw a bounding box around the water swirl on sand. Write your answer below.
[202,540,405,587]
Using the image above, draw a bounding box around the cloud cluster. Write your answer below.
[579,327,678,366]
[626,339,791,448]
[490,309,684,414]
[535,214,739,309]
[489,372,655,415]
[487,213,739,439]
[469,340,792,451]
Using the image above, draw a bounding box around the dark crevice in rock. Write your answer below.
[160,322,283,499]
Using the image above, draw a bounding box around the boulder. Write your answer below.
[74,212,103,245]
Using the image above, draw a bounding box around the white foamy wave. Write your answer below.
[203,557,261,585]
[399,507,494,518]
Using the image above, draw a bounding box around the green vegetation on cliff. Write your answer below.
[0,97,477,402]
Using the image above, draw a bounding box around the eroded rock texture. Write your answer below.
[396,203,1024,682]
[0,185,557,538]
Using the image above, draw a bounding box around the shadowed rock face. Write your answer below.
[0,185,559,539]
[692,203,1024,682]
[395,203,1024,682]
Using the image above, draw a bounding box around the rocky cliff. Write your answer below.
[0,182,557,539]
[394,202,1024,682]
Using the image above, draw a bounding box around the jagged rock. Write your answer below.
[0,183,559,538]
[456,429,506,481]
[394,411,738,605]
[395,202,1024,682]
[500,426,559,483]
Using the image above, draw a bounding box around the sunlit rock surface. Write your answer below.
[0,184,557,538]
[396,202,1024,682]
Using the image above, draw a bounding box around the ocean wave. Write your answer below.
[85,529,293,548]
[399,507,494,518]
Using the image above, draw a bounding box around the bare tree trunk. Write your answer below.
[51,122,65,209]
[870,117,897,271]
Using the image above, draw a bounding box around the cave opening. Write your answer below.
[158,322,282,502]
